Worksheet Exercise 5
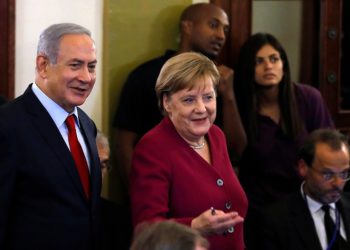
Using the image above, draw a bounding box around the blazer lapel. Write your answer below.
[23,86,89,201]
[77,108,102,208]
[290,193,323,250]
[338,194,350,241]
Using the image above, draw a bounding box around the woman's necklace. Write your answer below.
[189,140,205,150]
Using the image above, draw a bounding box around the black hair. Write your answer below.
[298,128,349,167]
[234,32,302,143]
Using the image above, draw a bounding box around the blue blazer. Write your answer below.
[0,85,102,250]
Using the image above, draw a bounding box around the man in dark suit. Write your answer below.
[0,23,101,250]
[258,129,350,250]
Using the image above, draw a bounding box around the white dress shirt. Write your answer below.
[301,183,347,250]
[32,83,91,171]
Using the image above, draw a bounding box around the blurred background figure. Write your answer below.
[97,131,112,181]
[96,131,132,250]
[130,221,209,250]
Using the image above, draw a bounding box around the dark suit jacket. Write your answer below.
[258,191,350,250]
[0,85,102,250]
[100,198,132,250]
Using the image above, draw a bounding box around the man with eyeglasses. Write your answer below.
[96,131,112,180]
[258,128,350,250]
[96,131,132,250]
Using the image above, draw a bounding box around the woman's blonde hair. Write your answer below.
[155,52,220,115]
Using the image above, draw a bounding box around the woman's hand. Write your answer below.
[191,208,244,236]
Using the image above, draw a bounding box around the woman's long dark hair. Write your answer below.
[234,32,302,143]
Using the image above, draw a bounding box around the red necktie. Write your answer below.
[65,115,90,199]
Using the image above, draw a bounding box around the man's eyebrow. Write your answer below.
[68,59,97,64]
[68,58,83,63]
[88,60,97,64]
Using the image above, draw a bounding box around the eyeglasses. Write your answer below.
[100,160,112,172]
[309,167,350,182]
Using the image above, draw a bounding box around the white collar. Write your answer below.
[32,83,80,128]
[300,181,336,214]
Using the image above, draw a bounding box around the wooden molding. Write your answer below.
[0,0,15,100]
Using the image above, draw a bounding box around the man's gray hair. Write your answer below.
[96,130,110,150]
[37,23,92,64]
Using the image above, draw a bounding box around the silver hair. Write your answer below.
[96,130,110,150]
[37,23,92,64]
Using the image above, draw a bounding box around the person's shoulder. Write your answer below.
[210,123,224,132]
[0,89,29,124]
[339,192,350,214]
[208,124,225,140]
[0,101,15,127]
[294,83,322,97]
[294,83,326,107]
[77,107,97,130]
[77,107,92,122]
[136,118,167,143]
[134,117,177,152]
[341,192,350,203]
[130,50,176,75]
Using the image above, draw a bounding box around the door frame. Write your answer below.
[0,0,15,100]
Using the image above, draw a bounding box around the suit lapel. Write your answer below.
[78,109,102,208]
[23,86,89,202]
[290,193,323,250]
[338,194,350,242]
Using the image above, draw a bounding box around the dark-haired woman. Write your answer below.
[232,33,334,249]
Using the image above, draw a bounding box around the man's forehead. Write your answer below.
[188,5,224,17]
[195,8,229,25]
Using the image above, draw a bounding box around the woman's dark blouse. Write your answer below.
[238,83,334,210]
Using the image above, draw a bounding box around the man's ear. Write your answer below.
[36,55,50,78]
[163,95,171,113]
[181,20,193,36]
[297,159,309,178]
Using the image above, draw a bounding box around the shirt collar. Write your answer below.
[32,83,80,128]
[300,181,336,213]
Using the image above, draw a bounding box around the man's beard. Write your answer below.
[191,45,217,61]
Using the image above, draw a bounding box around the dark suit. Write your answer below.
[100,198,132,250]
[258,192,350,250]
[0,85,102,250]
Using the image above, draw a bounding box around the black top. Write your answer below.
[113,50,176,138]
[100,198,132,250]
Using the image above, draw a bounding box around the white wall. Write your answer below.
[15,0,104,128]
[252,1,302,82]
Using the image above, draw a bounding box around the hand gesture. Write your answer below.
[191,207,244,236]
